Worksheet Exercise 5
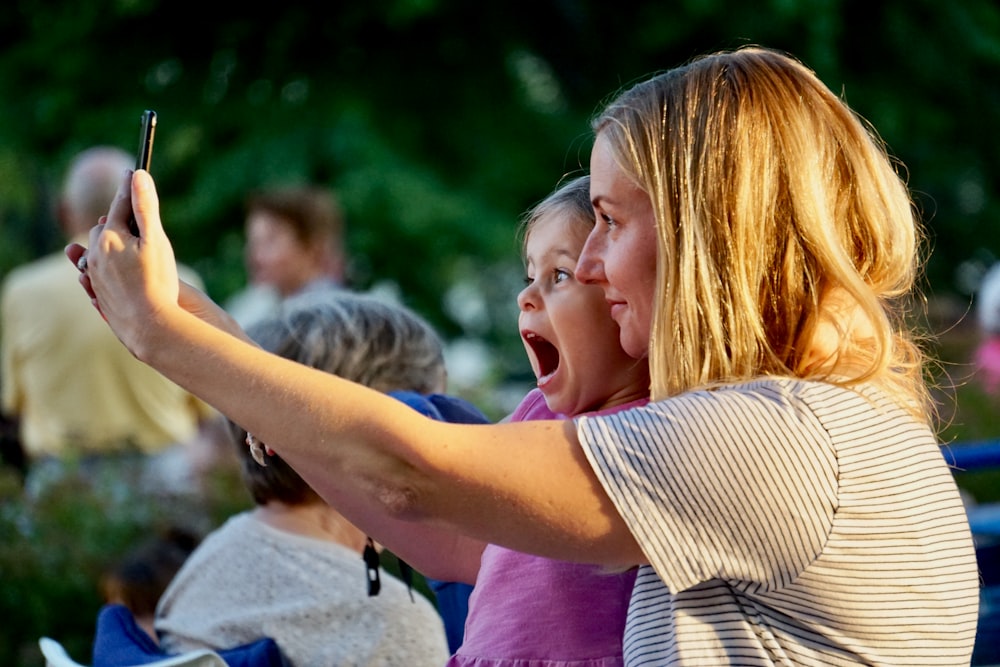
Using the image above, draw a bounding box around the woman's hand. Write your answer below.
[65,169,180,360]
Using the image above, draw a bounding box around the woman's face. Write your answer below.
[577,132,659,359]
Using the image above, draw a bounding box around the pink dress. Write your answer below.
[975,337,1000,395]
[447,389,647,667]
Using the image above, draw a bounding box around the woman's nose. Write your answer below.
[576,231,605,284]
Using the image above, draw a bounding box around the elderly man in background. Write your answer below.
[0,146,224,494]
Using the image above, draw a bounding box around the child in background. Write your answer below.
[99,525,201,641]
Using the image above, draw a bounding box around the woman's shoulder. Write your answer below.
[669,377,899,407]
[583,377,827,415]
[581,377,920,437]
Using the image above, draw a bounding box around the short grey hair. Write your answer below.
[62,146,133,225]
[249,290,446,395]
[234,290,448,505]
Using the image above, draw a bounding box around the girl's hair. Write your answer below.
[517,174,594,261]
[593,46,930,420]
[233,290,447,505]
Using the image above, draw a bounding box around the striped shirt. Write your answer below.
[577,378,979,666]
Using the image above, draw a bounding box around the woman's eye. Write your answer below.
[601,213,616,227]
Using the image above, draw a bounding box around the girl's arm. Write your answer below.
[74,169,644,567]
[355,516,486,584]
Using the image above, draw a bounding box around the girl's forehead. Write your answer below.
[528,212,591,247]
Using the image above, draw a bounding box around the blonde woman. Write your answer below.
[71,46,978,664]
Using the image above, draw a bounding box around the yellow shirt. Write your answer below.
[1,245,215,458]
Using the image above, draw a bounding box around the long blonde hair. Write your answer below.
[593,46,930,420]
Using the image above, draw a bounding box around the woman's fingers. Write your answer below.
[131,169,162,240]
[64,242,101,308]
[65,242,85,269]
[104,169,136,236]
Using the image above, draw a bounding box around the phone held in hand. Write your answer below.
[128,109,156,236]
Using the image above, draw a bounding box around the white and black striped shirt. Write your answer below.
[577,378,979,666]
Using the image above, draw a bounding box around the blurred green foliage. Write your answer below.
[1,0,999,394]
[0,459,439,667]
[0,460,251,666]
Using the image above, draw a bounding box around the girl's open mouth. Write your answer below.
[522,331,560,383]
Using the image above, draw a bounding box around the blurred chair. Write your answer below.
[40,604,287,667]
[40,636,225,667]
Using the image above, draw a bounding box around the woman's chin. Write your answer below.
[620,330,650,360]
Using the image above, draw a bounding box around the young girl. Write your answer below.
[390,175,648,664]
[447,175,648,666]
[73,45,979,664]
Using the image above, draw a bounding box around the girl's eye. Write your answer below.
[553,268,571,284]
[523,274,535,286]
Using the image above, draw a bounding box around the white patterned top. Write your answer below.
[577,378,979,666]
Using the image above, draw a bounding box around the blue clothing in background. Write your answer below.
[88,603,287,666]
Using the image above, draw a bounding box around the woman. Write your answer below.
[70,46,978,664]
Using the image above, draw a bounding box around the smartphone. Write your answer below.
[128,109,157,235]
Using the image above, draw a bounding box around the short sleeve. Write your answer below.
[576,381,837,593]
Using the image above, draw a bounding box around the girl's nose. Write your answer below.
[517,282,538,311]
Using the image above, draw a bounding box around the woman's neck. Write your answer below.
[253,501,367,552]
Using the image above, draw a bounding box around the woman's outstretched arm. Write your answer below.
[70,169,643,568]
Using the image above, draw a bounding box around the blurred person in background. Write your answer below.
[0,146,225,494]
[975,262,1000,396]
[224,184,347,329]
[155,291,450,666]
[99,525,202,641]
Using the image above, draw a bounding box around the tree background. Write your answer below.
[2,0,999,413]
[2,1,1000,664]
